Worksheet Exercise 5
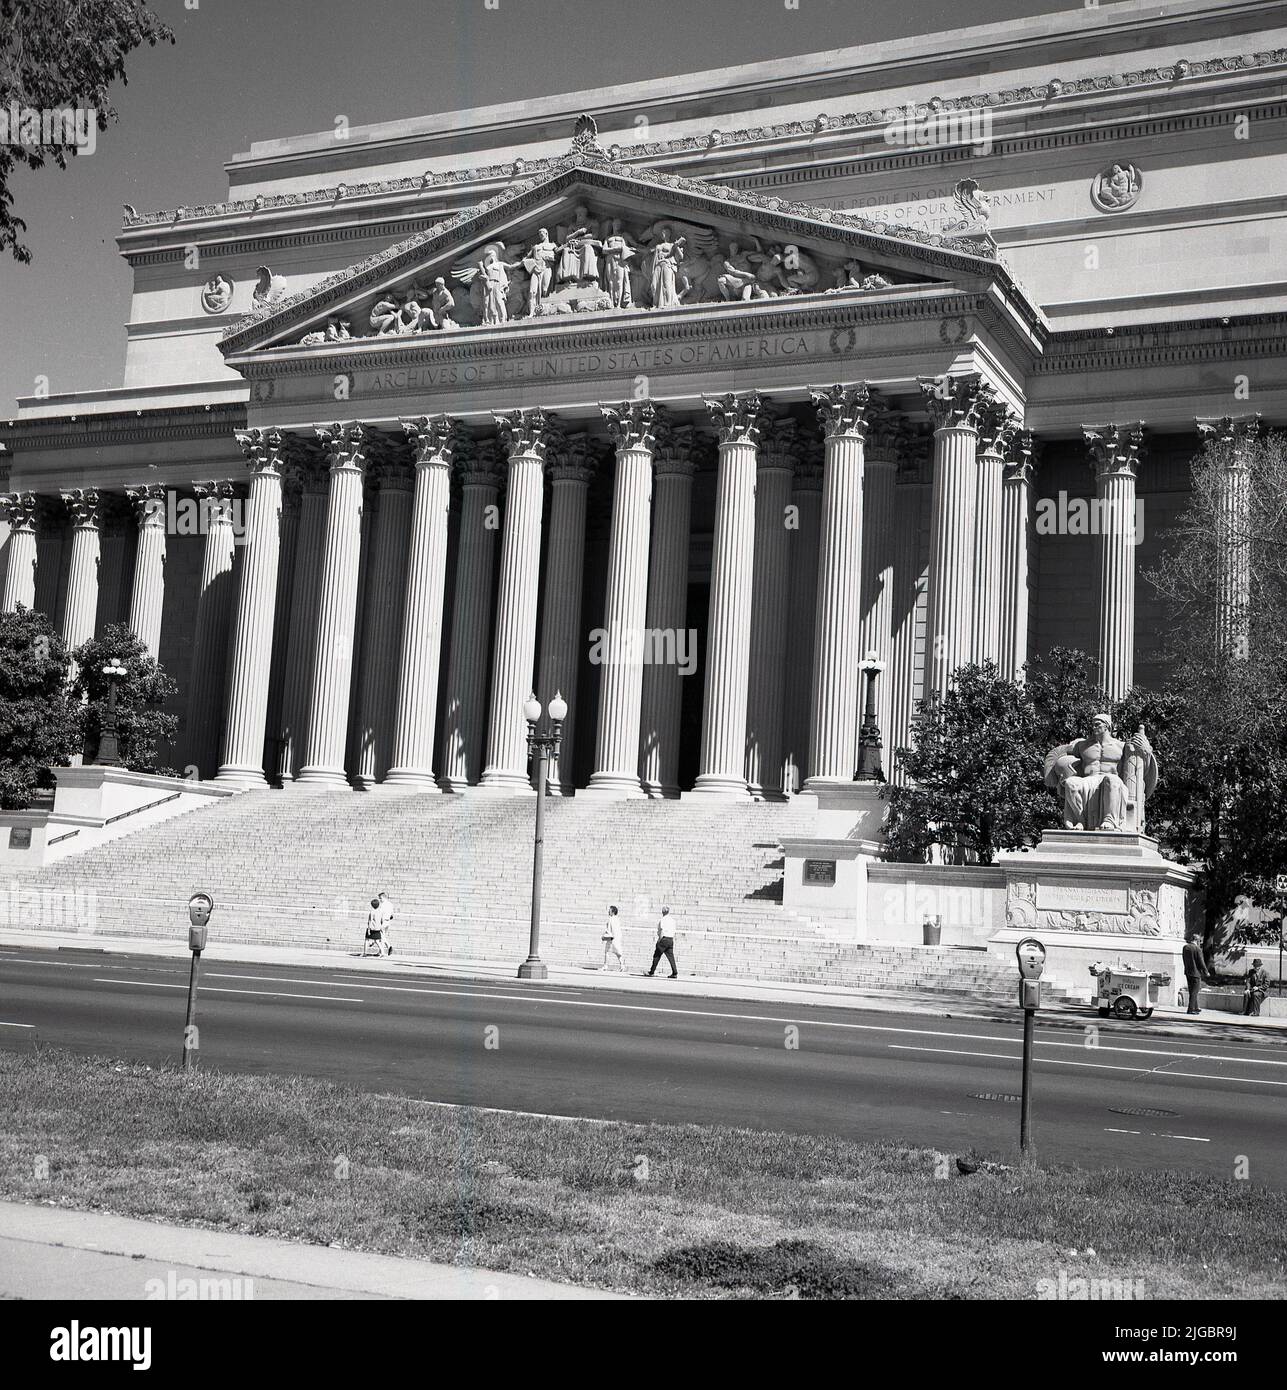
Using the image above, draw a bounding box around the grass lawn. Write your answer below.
[1,1048,1284,1299]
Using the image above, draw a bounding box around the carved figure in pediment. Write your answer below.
[600,219,636,308]
[252,265,288,306]
[371,294,402,334]
[556,205,604,285]
[300,317,351,346]
[453,242,526,325]
[523,229,558,314]
[646,224,686,308]
[639,218,720,305]
[744,236,792,297]
[429,277,458,330]
[831,259,866,291]
[717,241,759,300]
[780,244,821,294]
[1092,162,1141,212]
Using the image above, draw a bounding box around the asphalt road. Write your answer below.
[3,945,1286,1186]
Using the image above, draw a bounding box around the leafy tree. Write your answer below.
[1,0,174,263]
[72,622,177,772]
[0,606,80,808]
[1141,427,1287,946]
[884,650,1107,866]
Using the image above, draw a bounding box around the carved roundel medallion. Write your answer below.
[1091,161,1143,213]
[200,274,234,314]
[829,326,857,356]
[939,315,968,345]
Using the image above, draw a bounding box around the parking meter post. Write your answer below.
[1020,1005,1034,1155]
[182,948,201,1071]
[1014,938,1046,1163]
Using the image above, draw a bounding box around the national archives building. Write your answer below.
[3,0,1286,804]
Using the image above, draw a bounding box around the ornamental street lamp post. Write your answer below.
[854,649,886,782]
[95,657,129,767]
[517,690,568,981]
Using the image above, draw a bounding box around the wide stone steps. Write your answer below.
[14,784,1024,998]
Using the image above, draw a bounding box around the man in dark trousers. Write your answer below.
[646,906,678,978]
[1182,934,1211,1015]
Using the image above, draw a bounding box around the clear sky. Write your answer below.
[0,0,1082,416]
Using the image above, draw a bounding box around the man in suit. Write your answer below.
[1182,934,1211,1015]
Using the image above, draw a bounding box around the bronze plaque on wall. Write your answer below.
[803,859,836,885]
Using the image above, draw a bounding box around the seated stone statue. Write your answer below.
[1043,714,1158,832]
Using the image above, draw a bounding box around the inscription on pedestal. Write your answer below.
[1037,880,1129,914]
[803,859,837,885]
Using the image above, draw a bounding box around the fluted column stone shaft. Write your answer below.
[971,407,1015,669]
[276,468,328,780]
[857,410,903,762]
[1,493,39,612]
[59,489,101,654]
[218,430,286,787]
[1198,415,1262,661]
[385,418,457,788]
[185,482,239,777]
[440,444,503,791]
[921,375,995,700]
[745,417,797,799]
[1084,423,1145,701]
[299,423,370,786]
[888,457,929,784]
[481,409,555,792]
[537,435,594,796]
[353,462,413,786]
[692,392,764,797]
[781,445,823,796]
[587,402,657,797]
[639,429,696,798]
[999,433,1038,680]
[125,485,167,660]
[806,385,870,788]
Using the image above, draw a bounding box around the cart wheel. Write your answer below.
[1098,1007,1110,1018]
[1113,996,1138,1020]
[1140,1009,1154,1019]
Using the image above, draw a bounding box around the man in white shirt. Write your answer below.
[646,906,678,978]
[600,904,626,972]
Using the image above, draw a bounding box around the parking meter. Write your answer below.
[187,892,212,953]
[1016,937,1045,1008]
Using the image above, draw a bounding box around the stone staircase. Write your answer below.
[13,784,1026,999]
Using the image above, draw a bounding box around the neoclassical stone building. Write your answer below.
[3,0,1286,802]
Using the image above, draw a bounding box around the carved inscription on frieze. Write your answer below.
[1037,881,1130,915]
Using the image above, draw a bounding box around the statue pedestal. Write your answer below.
[992,831,1201,1005]
[780,783,888,940]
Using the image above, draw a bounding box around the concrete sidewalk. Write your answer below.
[5,926,1286,1042]
[0,1201,623,1300]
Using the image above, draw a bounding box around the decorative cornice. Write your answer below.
[123,47,1287,232]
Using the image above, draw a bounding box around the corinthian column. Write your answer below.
[781,440,823,796]
[59,489,101,653]
[385,417,457,788]
[857,406,903,762]
[277,461,328,780]
[1,492,39,612]
[691,392,764,798]
[806,384,870,788]
[745,416,797,799]
[218,430,286,787]
[971,405,1017,669]
[586,401,657,797]
[480,409,555,792]
[1084,422,1145,701]
[352,459,413,786]
[537,434,595,796]
[440,441,502,791]
[920,374,995,700]
[125,484,167,660]
[1198,414,1263,661]
[639,427,696,799]
[185,481,239,777]
[888,443,930,783]
[299,423,370,786]
[999,432,1039,680]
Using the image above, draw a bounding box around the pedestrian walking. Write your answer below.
[363,891,394,958]
[1182,934,1210,1015]
[600,904,626,972]
[1244,958,1270,1016]
[646,905,678,978]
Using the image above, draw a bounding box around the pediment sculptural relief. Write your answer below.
[292,201,919,346]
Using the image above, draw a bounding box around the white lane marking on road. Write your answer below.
[1104,1127,1209,1143]
[208,971,587,1000]
[889,1043,1287,1088]
[93,979,363,1003]
[0,1021,36,1028]
[1106,1127,1143,1135]
[371,1094,620,1126]
[0,956,107,968]
[33,964,1279,1067]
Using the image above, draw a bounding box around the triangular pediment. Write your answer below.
[220,135,1019,359]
